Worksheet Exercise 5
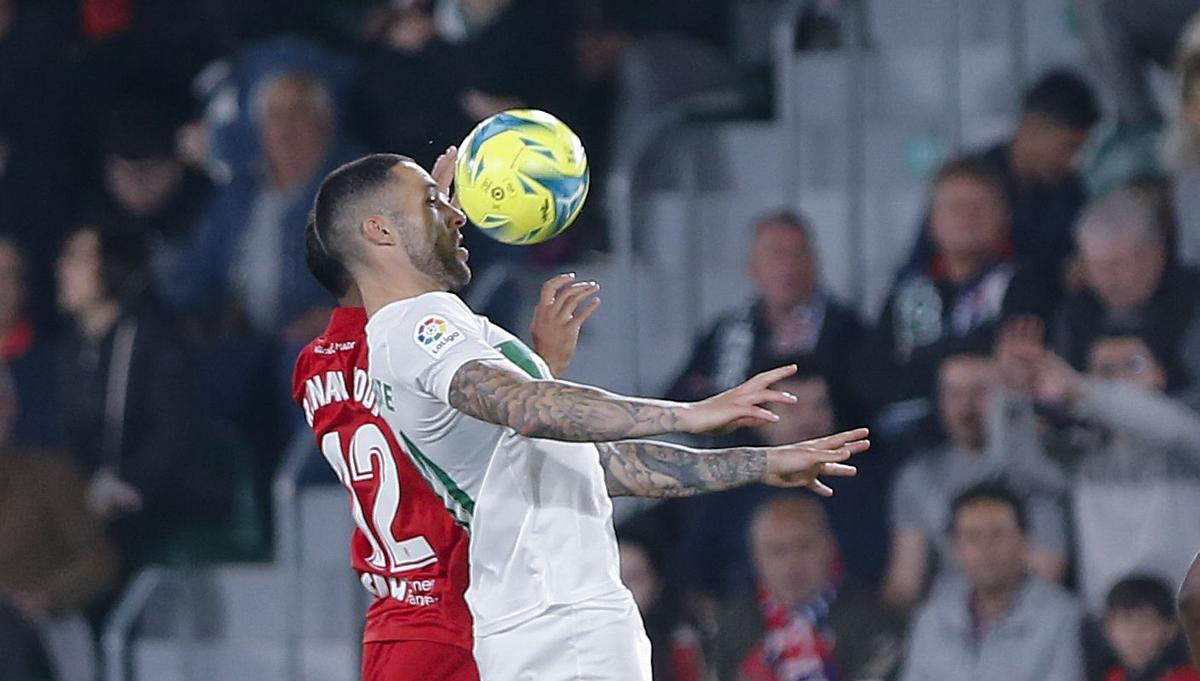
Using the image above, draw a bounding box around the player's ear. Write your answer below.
[361,215,396,247]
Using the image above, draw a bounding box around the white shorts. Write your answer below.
[474,591,652,681]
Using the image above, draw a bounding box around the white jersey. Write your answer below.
[364,292,626,636]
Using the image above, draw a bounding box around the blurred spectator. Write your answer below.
[678,368,880,599]
[897,483,1085,681]
[354,0,577,170]
[1074,0,1200,127]
[666,211,862,422]
[0,363,118,681]
[0,236,58,447]
[882,353,1067,612]
[55,224,199,566]
[907,71,1100,303]
[1057,183,1200,408]
[714,495,901,681]
[757,370,890,586]
[180,71,354,342]
[1102,575,1200,681]
[860,156,1014,414]
[1164,52,1200,265]
[0,0,82,316]
[619,532,708,681]
[1000,328,1200,615]
[89,102,215,308]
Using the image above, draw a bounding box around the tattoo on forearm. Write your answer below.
[595,441,767,497]
[448,360,681,441]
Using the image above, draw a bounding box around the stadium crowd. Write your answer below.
[1,0,1200,680]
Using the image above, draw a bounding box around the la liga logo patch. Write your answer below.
[417,317,447,345]
[414,316,465,358]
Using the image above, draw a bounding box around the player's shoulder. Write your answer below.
[366,292,484,361]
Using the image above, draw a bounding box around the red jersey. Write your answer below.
[292,307,473,648]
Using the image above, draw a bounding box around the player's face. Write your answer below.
[937,357,993,451]
[751,510,834,609]
[387,163,471,291]
[930,177,1008,262]
[951,501,1028,593]
[55,229,104,315]
[749,222,816,311]
[1105,607,1179,672]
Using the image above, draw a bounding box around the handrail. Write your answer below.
[605,89,745,393]
[772,0,871,303]
[271,428,316,681]
[102,567,172,681]
[773,0,809,202]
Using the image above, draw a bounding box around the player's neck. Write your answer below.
[78,300,121,341]
[360,270,445,317]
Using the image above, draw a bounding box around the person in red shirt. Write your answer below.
[1103,575,1200,681]
[293,147,600,681]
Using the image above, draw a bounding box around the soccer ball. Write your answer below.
[454,109,589,245]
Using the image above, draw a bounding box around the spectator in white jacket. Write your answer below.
[994,318,1200,615]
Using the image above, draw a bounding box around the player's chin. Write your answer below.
[445,263,472,292]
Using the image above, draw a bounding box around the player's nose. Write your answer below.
[441,197,467,230]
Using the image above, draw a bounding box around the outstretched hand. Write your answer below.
[678,365,800,435]
[763,427,870,496]
[530,273,601,377]
[431,145,458,196]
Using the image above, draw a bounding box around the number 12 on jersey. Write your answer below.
[320,424,437,573]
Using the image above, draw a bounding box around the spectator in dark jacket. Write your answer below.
[860,157,1015,414]
[666,210,862,428]
[54,223,199,565]
[714,495,901,681]
[906,70,1100,304]
[1058,182,1200,409]
[90,101,215,308]
[0,362,118,681]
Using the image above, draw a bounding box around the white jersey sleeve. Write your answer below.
[377,292,510,404]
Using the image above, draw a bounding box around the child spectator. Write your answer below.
[1103,575,1200,681]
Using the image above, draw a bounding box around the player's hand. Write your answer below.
[677,365,799,435]
[530,273,600,377]
[9,591,51,620]
[431,145,458,196]
[762,427,869,496]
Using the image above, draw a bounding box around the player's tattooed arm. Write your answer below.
[447,360,683,441]
[447,360,800,440]
[595,440,767,497]
[599,428,870,498]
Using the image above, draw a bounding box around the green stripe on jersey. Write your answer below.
[399,432,476,520]
[497,340,547,379]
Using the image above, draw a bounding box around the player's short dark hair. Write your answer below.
[933,155,1008,201]
[1106,574,1175,619]
[305,215,351,299]
[1022,69,1101,131]
[311,153,413,266]
[949,481,1029,536]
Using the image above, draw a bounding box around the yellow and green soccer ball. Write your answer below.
[455,109,589,245]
